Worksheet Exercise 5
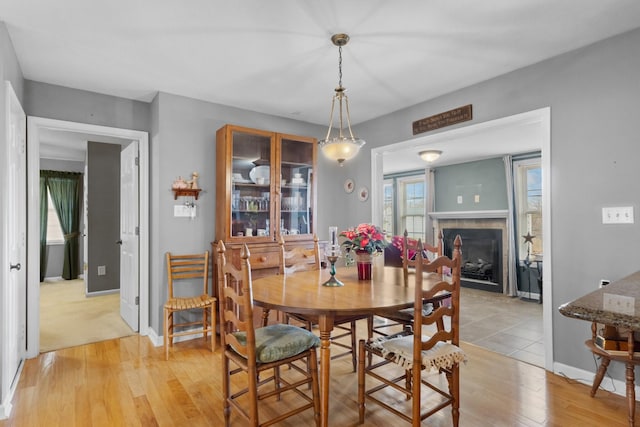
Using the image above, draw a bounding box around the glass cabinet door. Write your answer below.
[279,135,316,239]
[230,129,274,240]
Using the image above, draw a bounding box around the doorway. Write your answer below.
[26,117,149,358]
[370,107,551,369]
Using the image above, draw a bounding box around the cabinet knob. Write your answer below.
[259,256,267,262]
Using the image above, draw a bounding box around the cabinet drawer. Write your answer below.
[248,251,280,270]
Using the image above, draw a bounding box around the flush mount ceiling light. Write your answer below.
[419,150,442,162]
[318,33,365,166]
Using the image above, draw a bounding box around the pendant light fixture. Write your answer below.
[318,33,365,166]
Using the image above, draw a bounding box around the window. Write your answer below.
[382,172,426,240]
[382,179,394,238]
[46,189,65,244]
[514,159,542,259]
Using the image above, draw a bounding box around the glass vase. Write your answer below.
[355,250,373,280]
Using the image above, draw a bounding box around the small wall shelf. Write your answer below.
[172,188,201,200]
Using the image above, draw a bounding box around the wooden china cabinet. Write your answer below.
[214,124,319,284]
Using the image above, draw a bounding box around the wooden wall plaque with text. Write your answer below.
[412,104,473,135]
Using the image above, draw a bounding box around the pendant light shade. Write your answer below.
[319,34,366,166]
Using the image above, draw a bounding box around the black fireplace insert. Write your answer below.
[442,228,502,293]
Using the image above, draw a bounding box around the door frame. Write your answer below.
[370,107,552,370]
[26,117,149,358]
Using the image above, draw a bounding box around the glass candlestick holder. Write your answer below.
[322,244,344,287]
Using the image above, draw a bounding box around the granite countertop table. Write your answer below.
[559,270,640,330]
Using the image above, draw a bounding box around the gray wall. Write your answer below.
[149,92,325,332]
[25,80,150,132]
[434,157,508,212]
[40,158,85,278]
[0,20,24,409]
[331,27,640,381]
[87,142,120,293]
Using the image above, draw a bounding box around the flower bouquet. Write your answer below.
[340,224,388,279]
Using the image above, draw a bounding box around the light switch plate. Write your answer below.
[602,206,634,224]
[603,293,635,315]
[174,205,191,217]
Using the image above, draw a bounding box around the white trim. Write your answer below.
[371,107,552,370]
[428,210,509,219]
[26,117,149,358]
[553,361,639,400]
[85,289,119,297]
[148,328,215,349]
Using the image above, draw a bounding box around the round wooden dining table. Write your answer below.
[251,265,446,427]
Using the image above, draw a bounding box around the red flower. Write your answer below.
[339,223,388,255]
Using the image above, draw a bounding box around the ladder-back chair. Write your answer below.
[279,235,369,372]
[358,236,465,426]
[216,241,321,427]
[163,251,216,360]
[372,230,444,337]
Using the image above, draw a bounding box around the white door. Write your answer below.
[120,142,139,331]
[2,82,27,407]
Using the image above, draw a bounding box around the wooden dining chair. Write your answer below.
[216,241,321,427]
[358,236,465,426]
[279,235,369,372]
[371,230,444,337]
[163,251,216,360]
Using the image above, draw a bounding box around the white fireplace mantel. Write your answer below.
[428,210,509,220]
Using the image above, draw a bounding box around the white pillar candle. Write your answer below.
[329,226,338,246]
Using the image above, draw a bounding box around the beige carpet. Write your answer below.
[40,279,135,353]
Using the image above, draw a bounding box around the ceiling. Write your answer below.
[4,1,640,166]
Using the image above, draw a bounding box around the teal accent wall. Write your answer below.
[434,158,507,211]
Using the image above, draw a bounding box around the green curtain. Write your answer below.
[44,171,82,280]
[39,174,49,282]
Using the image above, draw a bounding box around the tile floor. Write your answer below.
[459,287,544,367]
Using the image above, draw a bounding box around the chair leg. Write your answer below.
[163,308,170,360]
[222,354,231,427]
[203,307,208,341]
[366,316,374,366]
[210,304,216,352]
[451,366,460,427]
[309,349,321,427]
[357,339,366,424]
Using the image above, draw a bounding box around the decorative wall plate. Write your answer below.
[344,178,355,193]
[358,186,369,202]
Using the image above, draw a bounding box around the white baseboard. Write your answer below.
[0,359,24,420]
[0,400,12,420]
[85,288,119,297]
[553,361,640,400]
[147,327,213,348]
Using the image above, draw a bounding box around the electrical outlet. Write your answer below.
[603,293,635,315]
[474,194,480,203]
[98,265,106,276]
[457,195,463,204]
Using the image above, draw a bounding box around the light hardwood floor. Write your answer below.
[0,322,634,427]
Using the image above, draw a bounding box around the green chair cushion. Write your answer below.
[231,323,320,364]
